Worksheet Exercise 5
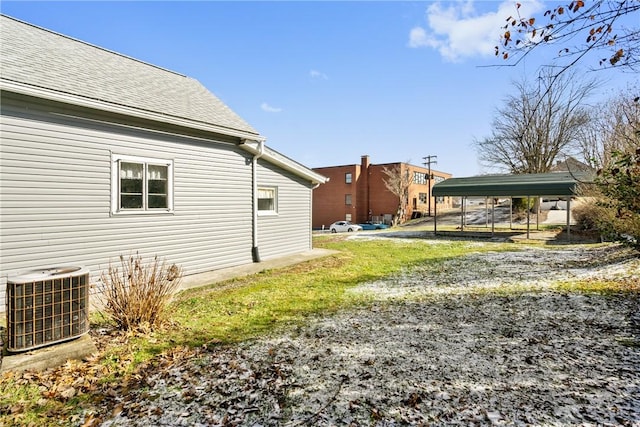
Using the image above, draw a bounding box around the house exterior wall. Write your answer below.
[255,160,314,259]
[312,156,453,228]
[0,93,314,308]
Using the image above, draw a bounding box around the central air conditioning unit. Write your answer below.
[6,266,90,352]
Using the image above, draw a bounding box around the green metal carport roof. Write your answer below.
[432,172,593,197]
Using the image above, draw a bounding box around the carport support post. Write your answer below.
[526,196,531,240]
[566,197,571,241]
[460,197,465,231]
[485,197,489,228]
[509,197,513,229]
[491,197,495,236]
[434,197,438,235]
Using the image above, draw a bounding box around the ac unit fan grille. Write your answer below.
[7,270,89,352]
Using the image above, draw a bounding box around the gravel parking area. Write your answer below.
[98,241,640,426]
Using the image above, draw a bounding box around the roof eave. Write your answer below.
[239,140,330,186]
[0,79,265,142]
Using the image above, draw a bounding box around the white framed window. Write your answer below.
[111,154,173,214]
[258,187,277,215]
[345,194,352,205]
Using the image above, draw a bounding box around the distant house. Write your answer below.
[312,155,452,228]
[550,156,595,173]
[0,15,328,308]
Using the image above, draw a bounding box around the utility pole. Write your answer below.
[423,155,437,216]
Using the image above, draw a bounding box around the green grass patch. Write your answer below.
[166,236,496,348]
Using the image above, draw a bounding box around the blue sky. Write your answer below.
[2,1,636,177]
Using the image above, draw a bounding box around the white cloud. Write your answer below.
[310,69,328,80]
[409,0,544,62]
[408,26,439,49]
[261,102,282,113]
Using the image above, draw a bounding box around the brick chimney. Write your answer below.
[361,155,370,169]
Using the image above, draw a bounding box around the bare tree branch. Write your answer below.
[475,70,598,173]
[381,164,413,225]
[577,84,640,168]
[496,0,640,72]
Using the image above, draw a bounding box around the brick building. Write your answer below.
[312,155,452,229]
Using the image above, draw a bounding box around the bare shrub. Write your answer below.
[572,200,608,231]
[99,253,183,332]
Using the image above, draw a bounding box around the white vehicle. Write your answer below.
[330,221,363,233]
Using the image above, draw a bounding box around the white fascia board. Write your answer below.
[239,140,329,186]
[0,80,265,142]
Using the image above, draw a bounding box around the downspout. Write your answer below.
[252,140,265,262]
[310,182,321,249]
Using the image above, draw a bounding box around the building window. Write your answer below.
[345,213,352,221]
[345,194,352,205]
[419,193,427,204]
[414,172,426,185]
[345,172,352,184]
[258,187,277,215]
[112,154,173,214]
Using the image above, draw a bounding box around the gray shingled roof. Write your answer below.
[0,15,260,137]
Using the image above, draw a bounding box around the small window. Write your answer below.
[112,154,173,214]
[345,194,352,205]
[345,213,352,221]
[345,173,352,184]
[419,193,427,204]
[258,187,277,214]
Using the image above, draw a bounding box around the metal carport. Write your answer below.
[431,172,593,239]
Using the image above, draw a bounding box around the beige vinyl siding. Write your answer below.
[1,97,258,308]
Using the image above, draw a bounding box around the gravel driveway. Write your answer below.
[98,239,639,426]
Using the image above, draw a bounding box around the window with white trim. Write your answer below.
[258,187,277,214]
[345,194,352,205]
[112,154,173,214]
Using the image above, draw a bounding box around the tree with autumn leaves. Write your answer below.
[489,0,639,246]
[496,0,640,71]
[592,147,640,247]
[575,86,640,246]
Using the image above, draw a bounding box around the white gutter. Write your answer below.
[249,139,265,262]
[237,141,329,186]
[1,80,266,143]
